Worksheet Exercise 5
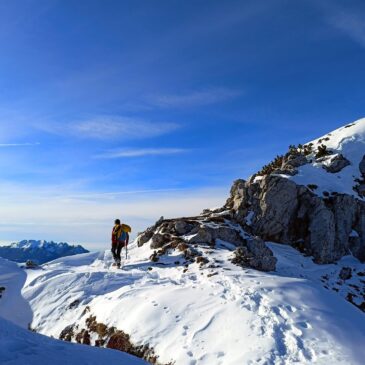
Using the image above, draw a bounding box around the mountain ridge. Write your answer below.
[0,240,89,264]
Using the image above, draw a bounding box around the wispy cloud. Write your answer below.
[0,142,40,147]
[322,3,365,48]
[0,180,228,248]
[37,116,180,140]
[95,148,187,159]
[149,88,242,108]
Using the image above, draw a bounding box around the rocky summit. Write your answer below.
[137,118,365,267]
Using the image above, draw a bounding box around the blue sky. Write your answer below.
[0,0,365,249]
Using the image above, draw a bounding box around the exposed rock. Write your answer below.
[150,233,167,249]
[359,155,365,176]
[59,325,75,342]
[187,228,213,245]
[174,220,193,235]
[68,299,80,309]
[137,216,164,247]
[339,267,352,281]
[226,174,365,263]
[61,314,168,365]
[323,154,351,173]
[25,260,38,269]
[248,175,299,243]
[137,209,277,272]
[355,184,365,197]
[281,154,308,169]
[272,168,298,176]
[231,237,276,272]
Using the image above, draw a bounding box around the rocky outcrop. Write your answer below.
[137,212,277,272]
[225,175,365,263]
[322,154,351,173]
[231,237,277,272]
[59,314,170,365]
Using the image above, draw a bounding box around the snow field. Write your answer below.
[22,240,365,365]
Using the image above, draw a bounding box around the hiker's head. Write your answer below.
[114,219,121,225]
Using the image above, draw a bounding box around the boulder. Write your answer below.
[150,233,167,249]
[231,237,277,272]
[174,220,193,235]
[187,228,213,245]
[323,154,351,173]
[339,267,352,281]
[25,260,38,269]
[246,237,277,271]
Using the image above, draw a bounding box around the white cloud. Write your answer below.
[0,183,228,250]
[95,148,187,159]
[149,88,242,108]
[322,3,365,48]
[0,142,40,147]
[37,116,180,140]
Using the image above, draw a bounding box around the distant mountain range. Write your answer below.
[0,240,89,264]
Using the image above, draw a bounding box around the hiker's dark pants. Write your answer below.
[111,241,125,263]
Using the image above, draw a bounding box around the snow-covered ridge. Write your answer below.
[18,241,365,365]
[0,240,89,264]
[11,239,73,249]
[289,117,365,198]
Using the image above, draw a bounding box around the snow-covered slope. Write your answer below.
[0,239,88,264]
[0,317,147,365]
[21,241,365,365]
[288,118,365,197]
[0,257,147,365]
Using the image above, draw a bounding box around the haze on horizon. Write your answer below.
[0,0,365,250]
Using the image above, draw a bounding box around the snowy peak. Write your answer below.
[285,117,365,198]
[10,239,78,250]
[0,240,89,264]
[308,117,365,152]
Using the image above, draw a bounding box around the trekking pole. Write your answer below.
[125,244,128,260]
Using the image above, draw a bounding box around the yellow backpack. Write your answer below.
[121,224,132,233]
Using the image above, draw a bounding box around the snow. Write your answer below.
[0,257,147,365]
[0,258,32,327]
[287,117,365,198]
[18,241,365,365]
[0,317,147,365]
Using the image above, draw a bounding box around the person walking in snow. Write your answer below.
[111,219,129,268]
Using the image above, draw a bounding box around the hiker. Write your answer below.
[111,219,130,267]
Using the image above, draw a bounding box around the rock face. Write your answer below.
[225,175,365,263]
[137,121,365,267]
